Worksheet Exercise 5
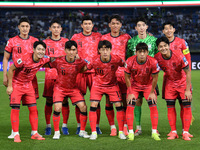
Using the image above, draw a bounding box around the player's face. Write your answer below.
[135,21,148,35]
[157,41,170,55]
[99,46,111,60]
[34,44,46,59]
[18,22,30,35]
[65,46,77,60]
[109,18,122,33]
[81,20,94,34]
[162,24,175,38]
[136,49,148,63]
[49,23,62,36]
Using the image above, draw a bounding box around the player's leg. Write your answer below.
[121,93,128,135]
[134,95,143,136]
[105,95,116,136]
[32,75,39,99]
[53,102,62,139]
[61,97,70,135]
[43,78,55,135]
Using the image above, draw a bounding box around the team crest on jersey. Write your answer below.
[120,40,124,46]
[148,44,152,50]
[146,68,150,73]
[17,58,22,64]
[183,57,188,65]
[44,55,49,58]
[92,36,96,42]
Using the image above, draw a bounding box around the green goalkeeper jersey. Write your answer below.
[126,34,158,59]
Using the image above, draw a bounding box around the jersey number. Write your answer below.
[48,48,54,55]
[97,68,104,75]
[61,70,65,75]
[24,68,31,73]
[18,47,22,53]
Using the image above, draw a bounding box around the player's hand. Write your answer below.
[75,54,80,60]
[126,94,136,104]
[148,92,157,104]
[3,75,8,87]
[185,90,192,102]
[7,86,13,95]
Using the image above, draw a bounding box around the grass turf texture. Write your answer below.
[0,70,199,150]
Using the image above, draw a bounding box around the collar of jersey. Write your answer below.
[82,32,92,37]
[50,37,61,41]
[162,50,172,60]
[136,57,147,65]
[18,35,30,40]
[110,32,121,38]
[100,55,111,63]
[169,36,175,43]
[65,56,75,63]
[32,53,40,63]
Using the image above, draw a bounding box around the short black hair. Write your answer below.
[98,40,112,49]
[109,14,122,23]
[162,21,175,30]
[136,43,148,52]
[82,15,93,23]
[156,36,169,47]
[18,17,30,25]
[33,41,46,49]
[65,40,77,49]
[136,17,147,25]
[50,18,61,27]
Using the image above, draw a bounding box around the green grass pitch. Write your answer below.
[0,70,199,150]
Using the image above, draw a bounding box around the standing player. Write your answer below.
[6,41,49,142]
[3,17,39,139]
[126,17,158,136]
[162,22,194,136]
[88,40,126,140]
[71,16,102,134]
[101,14,131,136]
[43,18,69,135]
[154,37,192,140]
[49,41,90,140]
[125,43,160,141]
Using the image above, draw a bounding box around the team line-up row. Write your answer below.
[3,15,192,142]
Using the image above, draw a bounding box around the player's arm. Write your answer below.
[183,51,191,70]
[124,72,136,104]
[3,51,11,87]
[6,64,17,95]
[183,66,192,102]
[148,73,159,104]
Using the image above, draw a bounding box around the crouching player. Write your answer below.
[125,43,160,141]
[6,41,49,142]
[88,40,126,140]
[49,40,90,140]
[154,37,192,140]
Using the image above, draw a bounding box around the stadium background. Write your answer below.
[0,1,199,150]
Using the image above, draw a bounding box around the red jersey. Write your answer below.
[87,54,124,87]
[13,53,50,83]
[5,35,38,62]
[43,37,69,79]
[125,55,159,88]
[50,57,87,89]
[154,50,189,87]
[170,37,191,69]
[101,33,131,76]
[71,32,102,73]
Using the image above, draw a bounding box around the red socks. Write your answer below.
[53,111,60,131]
[183,106,192,132]
[62,105,70,124]
[28,106,38,131]
[105,104,115,126]
[45,103,52,125]
[167,107,177,131]
[89,107,97,132]
[126,105,135,130]
[149,105,158,130]
[96,104,101,125]
[116,110,124,131]
[11,108,20,132]
[75,106,80,124]
[80,112,88,130]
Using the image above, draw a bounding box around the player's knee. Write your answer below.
[54,104,62,112]
[182,101,191,107]
[115,106,123,111]
[114,102,122,108]
[90,106,97,112]
[79,104,87,112]
[53,110,60,116]
[91,102,98,107]
[11,106,20,109]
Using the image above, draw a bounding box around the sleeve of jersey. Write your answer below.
[49,58,57,68]
[5,39,13,53]
[180,55,189,70]
[14,58,24,68]
[152,60,160,74]
[124,59,131,74]
[182,40,191,70]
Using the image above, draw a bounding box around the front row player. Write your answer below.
[154,37,192,141]
[88,40,126,140]
[125,43,160,141]
[49,40,90,140]
[6,41,49,142]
